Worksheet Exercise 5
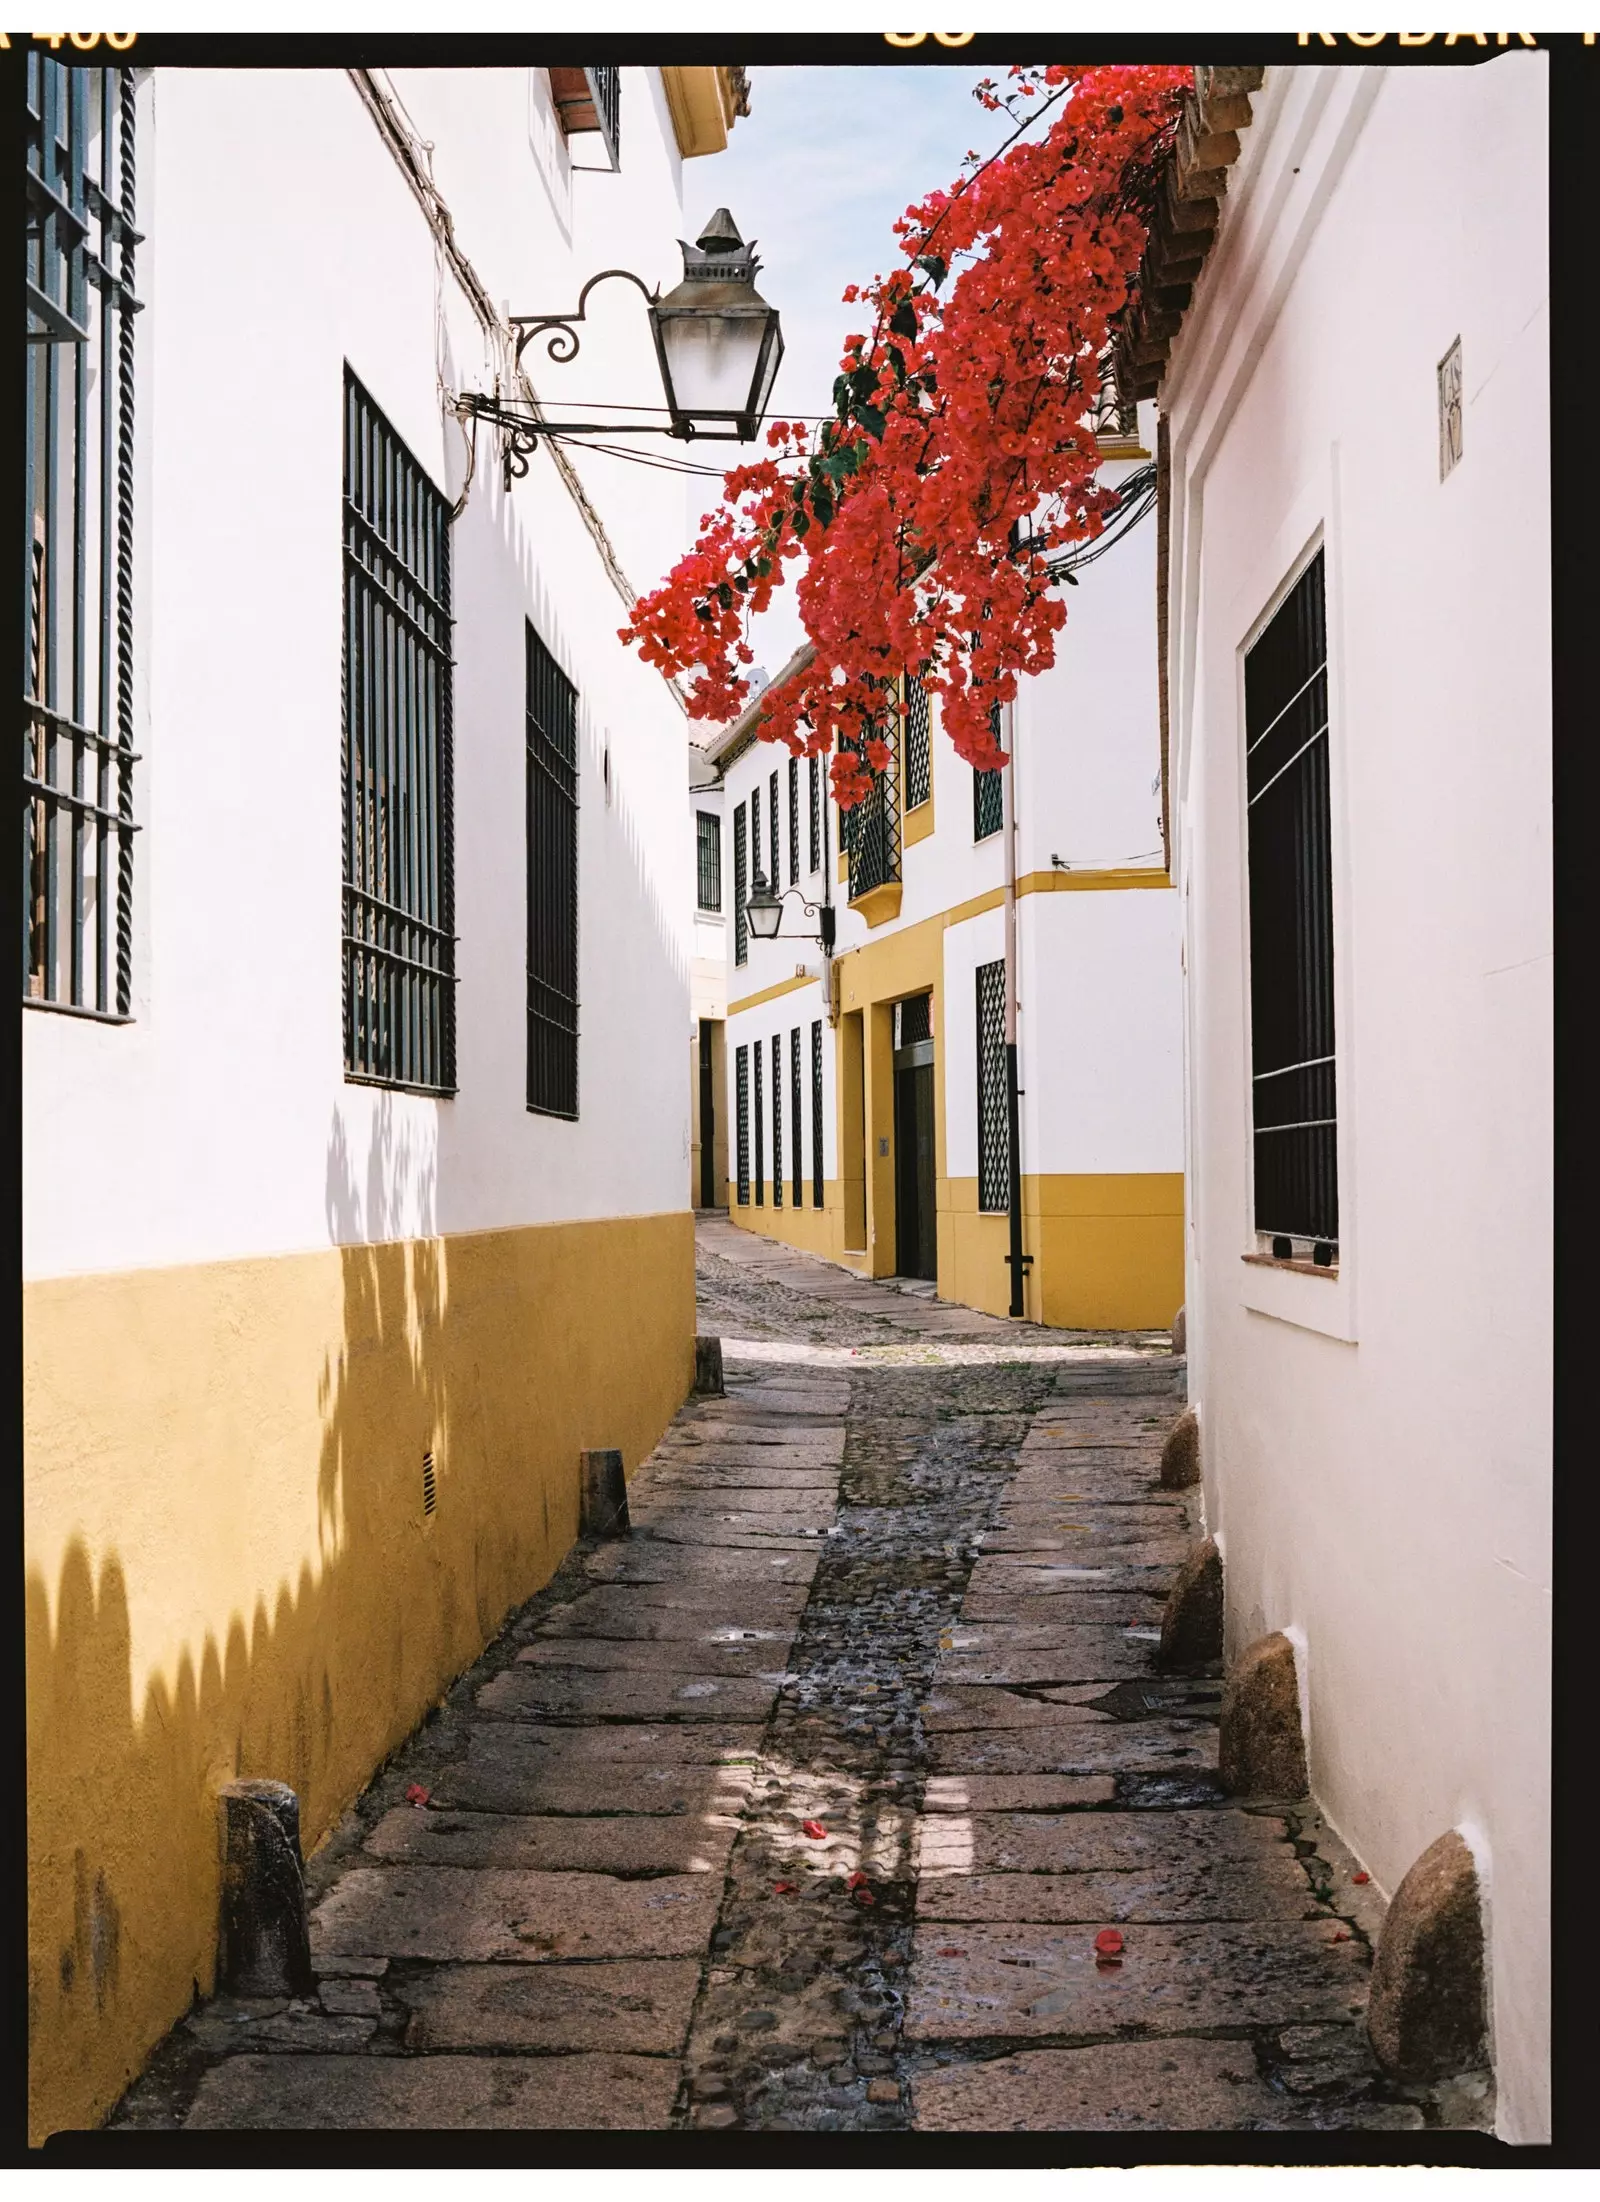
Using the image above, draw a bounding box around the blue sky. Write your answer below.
[683,64,1018,670]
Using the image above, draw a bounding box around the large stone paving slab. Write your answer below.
[311,1866,720,1961]
[915,1809,1290,1875]
[928,1721,1219,1777]
[922,1776,1118,1813]
[402,1960,702,2054]
[922,1688,1118,1731]
[582,1544,820,1587]
[936,1636,1158,1684]
[438,1758,756,1820]
[184,2052,680,2129]
[910,2040,1422,2132]
[538,1582,810,1631]
[365,1806,740,1873]
[476,1666,781,1723]
[913,1863,1314,1924]
[905,1920,1371,2040]
[450,1720,766,1766]
[513,1636,792,1677]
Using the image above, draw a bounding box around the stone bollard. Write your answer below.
[1158,1536,1223,1671]
[217,1779,313,1997]
[1367,1831,1488,2080]
[1219,1631,1308,1798]
[1159,1407,1201,1490]
[580,1447,631,1539]
[1171,1304,1186,1357]
[694,1335,726,1397]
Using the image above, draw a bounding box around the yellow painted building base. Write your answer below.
[727,1174,1182,1331]
[25,1209,694,2143]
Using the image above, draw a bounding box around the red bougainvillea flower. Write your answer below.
[620,64,1192,800]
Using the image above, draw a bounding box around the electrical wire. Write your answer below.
[1042,461,1157,579]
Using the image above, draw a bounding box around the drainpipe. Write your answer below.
[1002,702,1031,1318]
[820,755,838,1024]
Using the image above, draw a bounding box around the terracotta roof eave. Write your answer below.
[1113,64,1264,403]
[701,640,818,770]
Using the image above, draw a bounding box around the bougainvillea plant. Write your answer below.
[619,63,1192,806]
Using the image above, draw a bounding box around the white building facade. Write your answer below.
[1151,57,1550,2141]
[23,56,745,2139]
[710,410,1185,1331]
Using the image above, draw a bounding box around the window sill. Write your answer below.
[1241,1252,1339,1282]
[850,881,903,928]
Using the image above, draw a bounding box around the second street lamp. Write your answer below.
[458,209,783,485]
[746,868,835,950]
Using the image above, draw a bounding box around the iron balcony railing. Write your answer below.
[844,725,901,902]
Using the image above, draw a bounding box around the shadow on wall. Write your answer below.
[24,1100,700,2143]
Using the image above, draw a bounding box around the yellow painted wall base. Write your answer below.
[726,1174,1182,1330]
[25,1210,694,2143]
[943,1175,1184,1330]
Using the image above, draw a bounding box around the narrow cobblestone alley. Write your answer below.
[111,1221,1486,2135]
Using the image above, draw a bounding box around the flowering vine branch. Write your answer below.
[619,63,1192,806]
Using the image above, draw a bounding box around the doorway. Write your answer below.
[698,1019,717,1209]
[893,993,937,1280]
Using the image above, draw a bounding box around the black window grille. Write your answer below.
[790,1025,802,1206]
[696,809,721,911]
[811,1019,824,1207]
[976,958,1008,1212]
[897,992,932,1046]
[788,756,800,885]
[549,65,621,172]
[771,1033,784,1208]
[974,700,1004,841]
[808,755,821,873]
[754,1037,765,1205]
[750,782,761,887]
[24,58,141,1019]
[343,371,456,1093]
[1245,549,1337,1253]
[735,1043,750,1204]
[768,768,780,892]
[973,765,1004,841]
[586,67,622,168]
[904,675,932,812]
[733,800,748,964]
[847,722,901,901]
[526,623,579,1117]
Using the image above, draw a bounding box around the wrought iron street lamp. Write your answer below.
[459,209,784,486]
[746,867,835,951]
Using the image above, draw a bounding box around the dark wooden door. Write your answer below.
[698,1020,716,1209]
[894,1050,937,1280]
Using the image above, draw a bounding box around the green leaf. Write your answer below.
[812,487,834,528]
[916,254,948,288]
[857,404,887,441]
[793,511,810,538]
[848,364,879,403]
[889,300,918,341]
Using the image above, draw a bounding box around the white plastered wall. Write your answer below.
[1165,58,1550,2142]
[24,67,696,1280]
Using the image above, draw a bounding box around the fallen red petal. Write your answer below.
[937,1947,965,1957]
[801,1820,827,1840]
[405,1785,430,1807]
[773,1881,795,1895]
[846,1870,870,1890]
[1094,1928,1125,1956]
[1352,1871,1370,1885]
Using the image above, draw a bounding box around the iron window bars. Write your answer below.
[790,1025,802,1207]
[771,1033,783,1208]
[810,1019,824,1207]
[696,809,722,911]
[735,1043,750,1204]
[768,768,780,893]
[750,781,760,892]
[24,58,141,1019]
[788,755,800,885]
[733,800,748,964]
[548,66,621,172]
[976,957,1009,1212]
[808,754,821,873]
[973,700,1004,841]
[343,372,456,1094]
[1245,550,1337,1256]
[904,675,932,813]
[845,721,901,902]
[754,1036,765,1205]
[526,622,580,1117]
